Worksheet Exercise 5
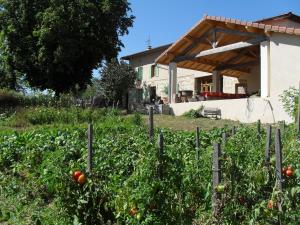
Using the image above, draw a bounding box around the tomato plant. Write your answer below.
[0,117,299,224]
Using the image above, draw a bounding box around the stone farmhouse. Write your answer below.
[121,12,300,123]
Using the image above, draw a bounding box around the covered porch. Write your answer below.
[155,15,271,104]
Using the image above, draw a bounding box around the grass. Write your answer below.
[1,106,240,132]
[140,114,240,131]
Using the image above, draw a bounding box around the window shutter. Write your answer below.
[155,66,159,77]
[137,67,143,80]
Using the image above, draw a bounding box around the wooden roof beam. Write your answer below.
[215,48,256,70]
[215,27,264,38]
[174,36,267,63]
[190,58,251,74]
[179,28,215,57]
[218,60,260,71]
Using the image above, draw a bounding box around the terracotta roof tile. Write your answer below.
[272,26,279,32]
[155,14,300,67]
[279,26,287,33]
[294,29,300,35]
[203,15,300,37]
[265,24,272,29]
[286,27,294,34]
[252,23,260,28]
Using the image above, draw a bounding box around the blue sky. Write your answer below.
[119,0,300,58]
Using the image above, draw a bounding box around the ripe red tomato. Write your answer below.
[286,169,293,177]
[77,174,87,185]
[282,167,287,175]
[267,200,273,209]
[73,171,82,181]
[238,196,245,204]
[287,166,293,171]
[129,207,138,216]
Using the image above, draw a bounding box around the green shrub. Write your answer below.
[131,112,142,126]
[0,89,23,106]
[182,106,203,118]
[1,107,123,126]
[280,87,299,121]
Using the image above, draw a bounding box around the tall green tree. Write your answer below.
[100,59,136,106]
[0,0,134,95]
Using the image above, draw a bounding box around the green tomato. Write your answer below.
[216,184,225,193]
[136,213,141,220]
[270,156,276,166]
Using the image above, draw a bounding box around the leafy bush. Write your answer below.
[0,89,23,106]
[1,107,122,127]
[182,106,204,118]
[280,87,299,121]
[131,112,143,126]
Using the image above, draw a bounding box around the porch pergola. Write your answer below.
[155,15,281,103]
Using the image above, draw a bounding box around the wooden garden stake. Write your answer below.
[231,126,236,136]
[279,120,285,134]
[222,132,227,146]
[275,128,283,191]
[257,119,261,139]
[158,132,164,179]
[87,123,93,174]
[265,125,272,165]
[212,143,221,218]
[196,127,200,162]
[275,128,284,224]
[149,107,154,142]
[297,81,300,135]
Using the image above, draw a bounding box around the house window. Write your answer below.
[137,67,143,80]
[150,65,159,78]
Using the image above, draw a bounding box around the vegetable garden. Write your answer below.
[0,110,300,225]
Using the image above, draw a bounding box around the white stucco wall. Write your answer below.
[239,65,261,94]
[269,33,300,98]
[170,97,288,123]
[129,50,210,97]
[222,76,239,93]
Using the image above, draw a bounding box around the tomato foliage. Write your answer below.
[0,118,299,224]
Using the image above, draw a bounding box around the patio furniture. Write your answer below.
[179,90,193,102]
[203,107,221,119]
[200,92,247,100]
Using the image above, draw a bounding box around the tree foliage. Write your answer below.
[280,87,299,121]
[100,59,136,106]
[0,0,134,94]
